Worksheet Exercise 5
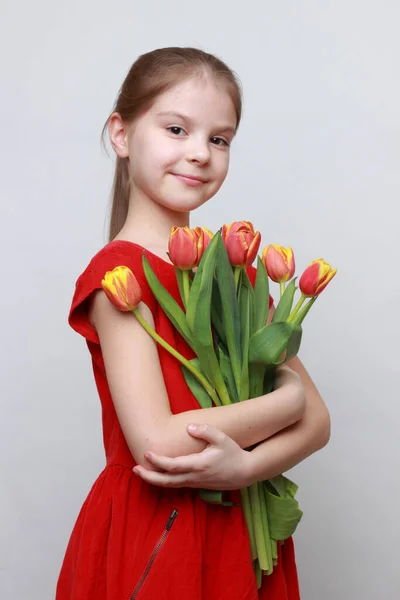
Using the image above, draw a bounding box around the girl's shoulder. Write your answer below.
[68,240,169,344]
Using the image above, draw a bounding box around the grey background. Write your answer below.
[1,1,399,598]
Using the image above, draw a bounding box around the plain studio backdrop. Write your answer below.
[1,1,399,598]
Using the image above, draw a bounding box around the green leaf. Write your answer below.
[198,489,235,506]
[272,278,298,323]
[284,325,303,362]
[181,359,213,408]
[215,235,242,393]
[191,235,231,405]
[174,267,186,308]
[254,256,270,332]
[186,233,219,333]
[238,273,253,400]
[218,346,238,403]
[211,276,228,351]
[142,255,195,350]
[263,478,303,541]
[249,322,293,365]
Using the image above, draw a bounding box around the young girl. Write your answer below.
[56,47,330,600]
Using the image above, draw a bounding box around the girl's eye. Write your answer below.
[211,137,229,147]
[167,126,185,136]
[167,127,229,147]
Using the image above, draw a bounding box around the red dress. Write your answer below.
[56,240,300,600]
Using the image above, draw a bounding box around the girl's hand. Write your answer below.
[133,424,252,490]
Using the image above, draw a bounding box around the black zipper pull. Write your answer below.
[166,509,178,531]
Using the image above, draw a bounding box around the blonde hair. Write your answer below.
[101,47,243,241]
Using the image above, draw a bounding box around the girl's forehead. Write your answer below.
[150,78,236,125]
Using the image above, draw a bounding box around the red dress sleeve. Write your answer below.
[68,241,157,345]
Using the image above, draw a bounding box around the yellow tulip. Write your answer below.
[101,266,142,311]
[299,258,337,297]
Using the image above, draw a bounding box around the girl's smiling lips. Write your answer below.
[172,173,209,186]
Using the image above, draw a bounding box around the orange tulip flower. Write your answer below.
[262,245,295,283]
[101,266,142,311]
[299,258,337,297]
[222,221,261,267]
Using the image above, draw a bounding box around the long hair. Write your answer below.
[101,47,243,242]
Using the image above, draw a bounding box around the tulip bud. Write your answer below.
[101,266,142,311]
[299,258,337,297]
[221,221,261,267]
[262,245,295,283]
[168,226,202,270]
[195,226,214,252]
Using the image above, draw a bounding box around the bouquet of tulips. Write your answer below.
[102,221,336,587]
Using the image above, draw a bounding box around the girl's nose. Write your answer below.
[186,137,211,165]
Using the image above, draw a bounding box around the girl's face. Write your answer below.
[114,75,237,213]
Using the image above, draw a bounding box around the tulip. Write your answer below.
[261,245,295,283]
[222,221,261,268]
[287,258,337,325]
[168,226,201,270]
[299,258,337,297]
[195,226,214,254]
[101,266,142,311]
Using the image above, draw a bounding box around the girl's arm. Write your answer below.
[90,290,306,467]
[135,307,330,489]
[135,355,330,489]
[245,303,331,482]
[244,353,331,484]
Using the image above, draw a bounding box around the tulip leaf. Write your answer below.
[181,359,213,408]
[174,267,186,309]
[186,233,218,333]
[263,478,303,541]
[272,278,298,323]
[238,272,253,400]
[215,235,242,394]
[254,256,270,332]
[218,346,238,403]
[198,489,235,506]
[249,322,293,365]
[211,276,228,351]
[142,255,195,350]
[191,234,231,405]
[283,325,302,363]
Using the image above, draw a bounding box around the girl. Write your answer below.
[56,47,330,600]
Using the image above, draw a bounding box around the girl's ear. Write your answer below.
[108,112,129,158]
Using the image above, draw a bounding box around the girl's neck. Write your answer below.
[114,188,190,255]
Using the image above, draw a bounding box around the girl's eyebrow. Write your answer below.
[156,110,236,135]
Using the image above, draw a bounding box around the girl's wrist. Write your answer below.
[239,448,258,487]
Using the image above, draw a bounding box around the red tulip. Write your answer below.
[195,226,214,254]
[262,245,295,283]
[101,266,142,311]
[168,226,201,270]
[299,258,337,297]
[222,221,261,266]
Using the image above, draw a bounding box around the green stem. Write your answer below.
[254,561,262,589]
[286,293,307,323]
[258,481,273,575]
[132,308,220,405]
[234,266,242,289]
[290,295,318,326]
[240,487,257,561]
[249,482,270,572]
[279,281,285,298]
[183,270,190,308]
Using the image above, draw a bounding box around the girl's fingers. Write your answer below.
[133,465,193,488]
[187,423,226,445]
[143,450,212,473]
